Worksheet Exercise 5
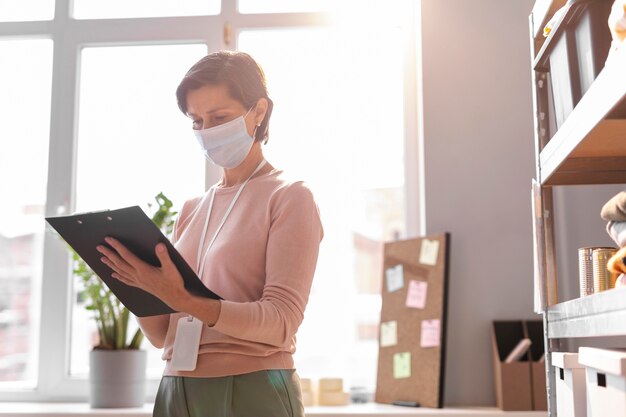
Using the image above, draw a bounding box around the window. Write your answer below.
[238,0,331,14]
[0,0,418,401]
[0,0,54,22]
[72,0,220,19]
[71,44,207,377]
[0,39,53,385]
[238,19,406,388]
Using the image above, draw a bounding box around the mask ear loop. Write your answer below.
[243,105,256,119]
[244,104,262,141]
[253,121,263,142]
[246,101,268,143]
[263,125,268,145]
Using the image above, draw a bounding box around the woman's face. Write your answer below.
[185,84,258,137]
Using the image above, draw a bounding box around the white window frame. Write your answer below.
[0,0,421,402]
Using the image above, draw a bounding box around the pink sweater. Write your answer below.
[161,169,323,377]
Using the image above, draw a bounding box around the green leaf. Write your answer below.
[71,192,175,350]
[128,328,144,350]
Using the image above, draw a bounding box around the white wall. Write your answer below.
[419,0,536,406]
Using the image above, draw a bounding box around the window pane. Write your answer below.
[72,0,219,19]
[71,44,207,377]
[238,0,331,14]
[0,0,54,22]
[0,39,53,383]
[239,20,405,391]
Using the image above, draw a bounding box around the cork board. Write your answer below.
[375,233,450,408]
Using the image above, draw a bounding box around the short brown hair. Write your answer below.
[176,51,274,142]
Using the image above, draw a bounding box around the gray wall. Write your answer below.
[419,0,536,406]
[419,0,625,406]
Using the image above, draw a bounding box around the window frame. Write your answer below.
[0,0,421,401]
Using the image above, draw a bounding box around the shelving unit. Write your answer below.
[529,1,626,415]
[537,45,626,185]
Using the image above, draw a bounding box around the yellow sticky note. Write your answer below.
[419,239,439,266]
[393,352,411,379]
[380,321,398,347]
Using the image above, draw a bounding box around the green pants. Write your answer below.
[153,369,304,417]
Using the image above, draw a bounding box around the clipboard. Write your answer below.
[46,205,221,317]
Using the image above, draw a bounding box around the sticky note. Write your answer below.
[380,321,398,347]
[419,239,439,266]
[420,319,441,348]
[393,352,411,379]
[385,264,404,292]
[406,280,427,309]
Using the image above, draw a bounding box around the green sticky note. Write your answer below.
[393,352,411,379]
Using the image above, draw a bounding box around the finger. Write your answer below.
[155,243,174,269]
[104,237,145,268]
[99,256,118,273]
[97,246,134,275]
[100,256,134,279]
[111,272,137,287]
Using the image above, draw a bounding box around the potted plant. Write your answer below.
[72,192,177,408]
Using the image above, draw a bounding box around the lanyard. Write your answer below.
[195,159,267,279]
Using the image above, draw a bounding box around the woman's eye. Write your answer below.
[214,116,226,123]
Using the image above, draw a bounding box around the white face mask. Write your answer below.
[194,107,256,169]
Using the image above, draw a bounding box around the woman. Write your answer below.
[96,51,324,417]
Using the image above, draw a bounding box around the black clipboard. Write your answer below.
[46,205,221,317]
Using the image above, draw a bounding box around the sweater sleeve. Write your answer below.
[171,196,201,245]
[211,182,323,347]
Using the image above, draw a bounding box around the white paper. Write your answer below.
[406,280,428,309]
[419,239,440,266]
[171,316,203,371]
[420,319,441,348]
[380,320,398,347]
[385,264,404,292]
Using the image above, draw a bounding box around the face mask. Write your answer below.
[194,107,256,169]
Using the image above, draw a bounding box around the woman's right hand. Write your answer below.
[97,237,191,312]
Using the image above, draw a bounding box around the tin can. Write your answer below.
[579,247,595,297]
[593,248,617,293]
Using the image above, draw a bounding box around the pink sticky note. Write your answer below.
[420,319,441,348]
[406,280,427,309]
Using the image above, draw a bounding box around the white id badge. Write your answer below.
[170,316,203,371]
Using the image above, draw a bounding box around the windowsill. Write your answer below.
[0,403,547,417]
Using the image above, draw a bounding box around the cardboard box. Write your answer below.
[526,320,548,411]
[579,347,626,416]
[492,321,533,411]
[531,361,548,411]
[553,352,587,417]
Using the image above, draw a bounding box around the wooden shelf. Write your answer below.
[546,287,626,338]
[538,45,626,186]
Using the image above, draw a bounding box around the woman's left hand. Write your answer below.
[96,237,189,312]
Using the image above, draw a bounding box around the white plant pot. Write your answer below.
[89,349,147,408]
